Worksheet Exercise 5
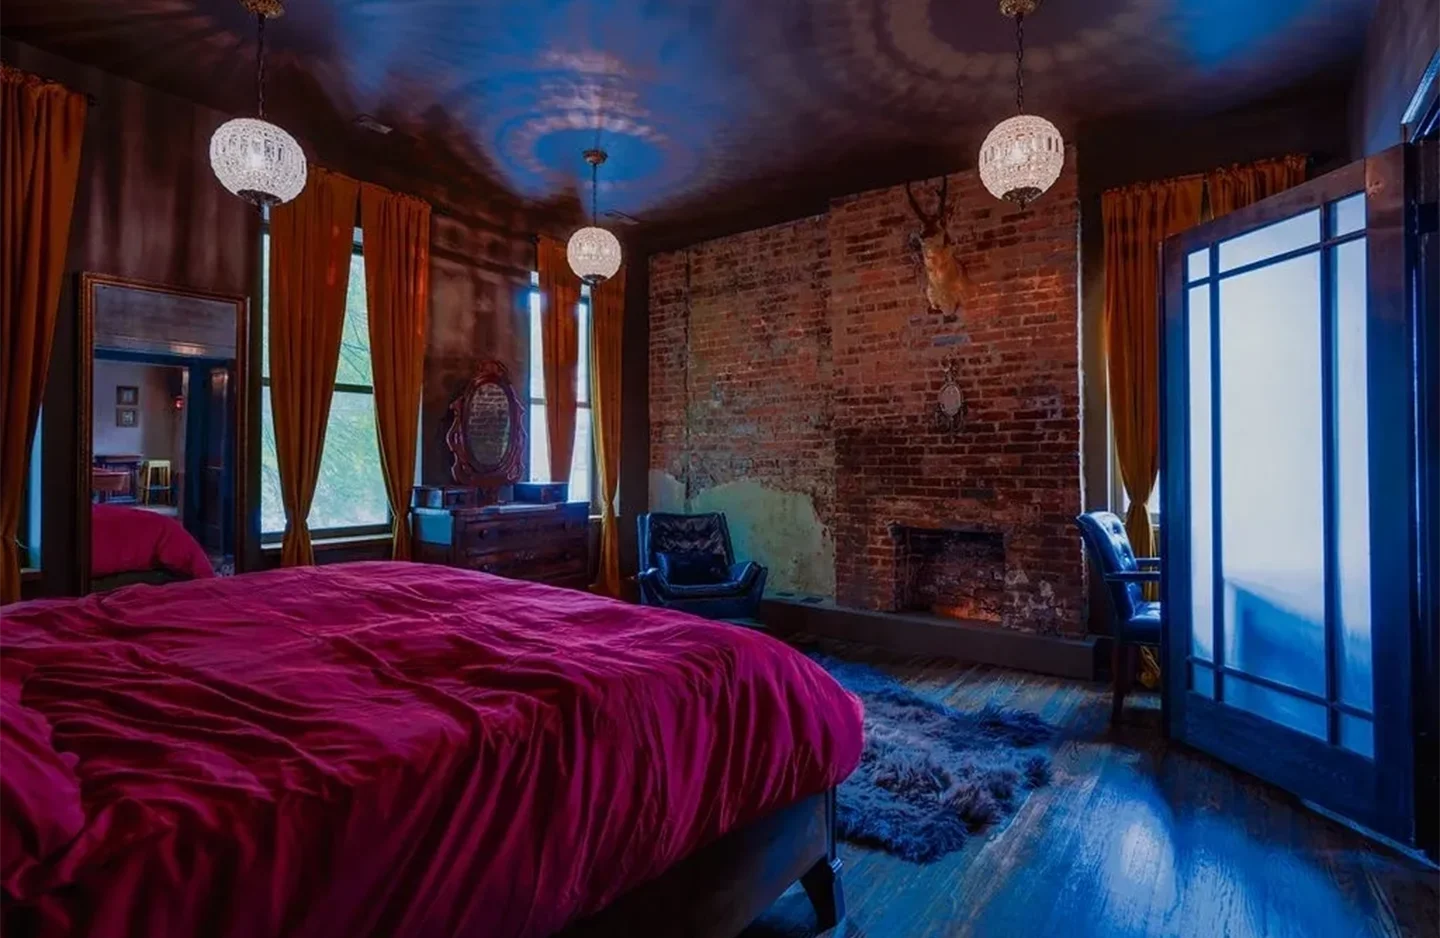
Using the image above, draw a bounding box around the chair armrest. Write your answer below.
[1106,569,1161,583]
[730,561,763,588]
[1135,557,1162,568]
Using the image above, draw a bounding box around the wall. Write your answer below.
[3,38,547,588]
[91,361,182,460]
[1351,0,1439,155]
[650,159,1084,635]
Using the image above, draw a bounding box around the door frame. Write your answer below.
[1159,146,1419,846]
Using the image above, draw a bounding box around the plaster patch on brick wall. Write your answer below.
[648,469,687,513]
[687,480,837,598]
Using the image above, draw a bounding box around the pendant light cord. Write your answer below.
[1014,13,1025,114]
[591,160,599,224]
[256,12,267,119]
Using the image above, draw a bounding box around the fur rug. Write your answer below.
[813,654,1054,863]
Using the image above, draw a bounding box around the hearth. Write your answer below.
[892,524,1007,623]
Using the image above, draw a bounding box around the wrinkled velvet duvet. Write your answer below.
[0,562,863,938]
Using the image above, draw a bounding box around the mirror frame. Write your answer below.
[78,273,250,594]
[445,359,527,487]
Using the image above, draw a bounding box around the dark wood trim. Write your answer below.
[557,790,835,938]
[617,251,650,577]
[760,597,1097,680]
[78,273,251,588]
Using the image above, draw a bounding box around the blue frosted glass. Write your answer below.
[1339,713,1374,759]
[1188,249,1210,282]
[1219,254,1326,697]
[1227,677,1328,742]
[1218,210,1320,272]
[1191,663,1215,698]
[1329,193,1364,238]
[1188,284,1214,663]
[1334,239,1373,714]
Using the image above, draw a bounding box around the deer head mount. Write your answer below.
[905,176,972,316]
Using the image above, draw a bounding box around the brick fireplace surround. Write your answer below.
[649,157,1083,636]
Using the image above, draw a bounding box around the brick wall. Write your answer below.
[649,158,1083,634]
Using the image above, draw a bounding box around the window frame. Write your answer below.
[526,276,598,508]
[259,222,392,544]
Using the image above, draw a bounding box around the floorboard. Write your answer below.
[743,645,1439,938]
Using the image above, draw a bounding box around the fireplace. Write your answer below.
[892,524,1007,623]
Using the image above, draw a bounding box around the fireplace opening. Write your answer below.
[893,524,1007,623]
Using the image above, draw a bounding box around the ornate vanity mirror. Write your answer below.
[445,360,527,491]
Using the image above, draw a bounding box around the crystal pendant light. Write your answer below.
[209,0,307,206]
[978,0,1064,207]
[567,149,623,285]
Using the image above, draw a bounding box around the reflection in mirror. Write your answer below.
[466,384,513,469]
[445,360,526,495]
[82,275,247,593]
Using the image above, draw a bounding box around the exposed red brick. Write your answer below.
[650,158,1084,635]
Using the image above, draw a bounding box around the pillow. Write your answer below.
[1,671,86,899]
[657,550,729,586]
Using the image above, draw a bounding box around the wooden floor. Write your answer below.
[743,649,1439,938]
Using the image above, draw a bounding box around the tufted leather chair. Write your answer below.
[1076,511,1162,722]
[637,512,768,620]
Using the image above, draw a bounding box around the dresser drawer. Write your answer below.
[413,502,590,589]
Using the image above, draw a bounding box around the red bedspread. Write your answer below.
[0,562,863,938]
[90,504,215,580]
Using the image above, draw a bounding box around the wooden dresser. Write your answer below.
[411,502,590,589]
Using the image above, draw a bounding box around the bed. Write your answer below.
[0,562,863,938]
[90,504,215,591]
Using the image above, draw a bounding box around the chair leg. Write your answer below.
[1111,639,1134,724]
[801,856,845,930]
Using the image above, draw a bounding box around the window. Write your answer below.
[527,275,593,503]
[20,409,41,570]
[259,227,390,538]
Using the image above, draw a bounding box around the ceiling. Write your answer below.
[0,0,1374,235]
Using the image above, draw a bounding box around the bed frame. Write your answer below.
[558,788,844,937]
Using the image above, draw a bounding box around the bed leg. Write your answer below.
[802,787,845,929]
[801,855,845,930]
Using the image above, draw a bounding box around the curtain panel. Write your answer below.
[360,183,431,561]
[589,268,624,596]
[0,66,87,603]
[268,167,360,567]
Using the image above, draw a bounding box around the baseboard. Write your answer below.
[760,596,1097,681]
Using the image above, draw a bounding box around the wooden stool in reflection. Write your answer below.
[139,459,172,506]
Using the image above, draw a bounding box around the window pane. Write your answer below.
[260,388,388,533]
[260,385,284,535]
[529,401,550,484]
[1330,193,1364,238]
[572,407,591,503]
[335,252,371,386]
[1219,253,1326,697]
[1334,238,1372,713]
[529,290,544,400]
[1189,284,1214,662]
[1187,248,1210,282]
[309,390,388,530]
[261,233,270,378]
[577,300,590,405]
[1218,209,1320,272]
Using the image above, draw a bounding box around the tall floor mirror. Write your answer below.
[79,274,248,593]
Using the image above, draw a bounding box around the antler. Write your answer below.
[904,180,929,222]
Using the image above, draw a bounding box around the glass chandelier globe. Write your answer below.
[567,148,622,285]
[567,225,623,286]
[210,0,307,207]
[978,114,1064,207]
[210,117,307,206]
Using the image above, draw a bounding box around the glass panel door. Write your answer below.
[1161,148,1418,847]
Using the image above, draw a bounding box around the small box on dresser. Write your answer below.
[412,502,590,589]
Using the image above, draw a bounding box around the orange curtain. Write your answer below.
[1102,175,1206,562]
[269,167,359,567]
[0,67,87,603]
[360,183,430,561]
[537,235,580,483]
[1206,154,1308,217]
[589,267,624,596]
